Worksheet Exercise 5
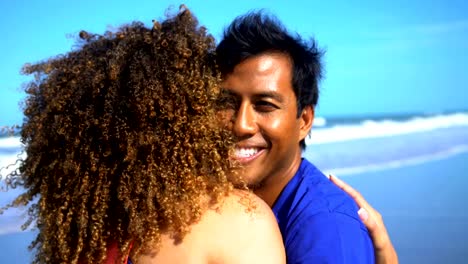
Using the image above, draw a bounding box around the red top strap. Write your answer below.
[105,241,132,264]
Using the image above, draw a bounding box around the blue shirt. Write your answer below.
[272,159,375,263]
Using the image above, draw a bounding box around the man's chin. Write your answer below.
[229,162,266,189]
[242,173,266,190]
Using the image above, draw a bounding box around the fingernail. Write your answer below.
[358,208,369,222]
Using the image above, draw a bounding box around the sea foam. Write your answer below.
[307,112,468,145]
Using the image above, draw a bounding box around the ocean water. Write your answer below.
[1,111,467,262]
[341,151,468,263]
[304,111,468,175]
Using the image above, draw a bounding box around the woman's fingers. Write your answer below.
[329,174,370,208]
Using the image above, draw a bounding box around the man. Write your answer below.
[216,12,375,263]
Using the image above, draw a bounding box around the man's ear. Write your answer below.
[299,105,314,141]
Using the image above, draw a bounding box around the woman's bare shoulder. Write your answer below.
[132,190,285,264]
[203,190,286,264]
[216,189,273,215]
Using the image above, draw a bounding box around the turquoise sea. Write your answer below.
[1,112,467,263]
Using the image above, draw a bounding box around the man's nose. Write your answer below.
[232,102,257,137]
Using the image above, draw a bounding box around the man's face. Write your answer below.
[219,52,312,188]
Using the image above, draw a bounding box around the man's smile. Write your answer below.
[233,147,266,163]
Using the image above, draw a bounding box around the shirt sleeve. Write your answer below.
[285,211,375,264]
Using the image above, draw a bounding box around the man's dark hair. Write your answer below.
[216,11,324,149]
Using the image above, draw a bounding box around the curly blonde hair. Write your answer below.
[4,7,241,263]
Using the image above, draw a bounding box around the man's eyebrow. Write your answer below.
[253,91,284,103]
[219,89,284,103]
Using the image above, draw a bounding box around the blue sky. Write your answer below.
[1,0,467,126]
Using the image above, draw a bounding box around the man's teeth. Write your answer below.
[235,148,259,158]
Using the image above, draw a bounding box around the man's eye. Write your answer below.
[255,101,278,112]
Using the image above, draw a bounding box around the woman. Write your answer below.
[5,7,284,263]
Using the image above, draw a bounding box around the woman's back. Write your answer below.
[134,191,285,264]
